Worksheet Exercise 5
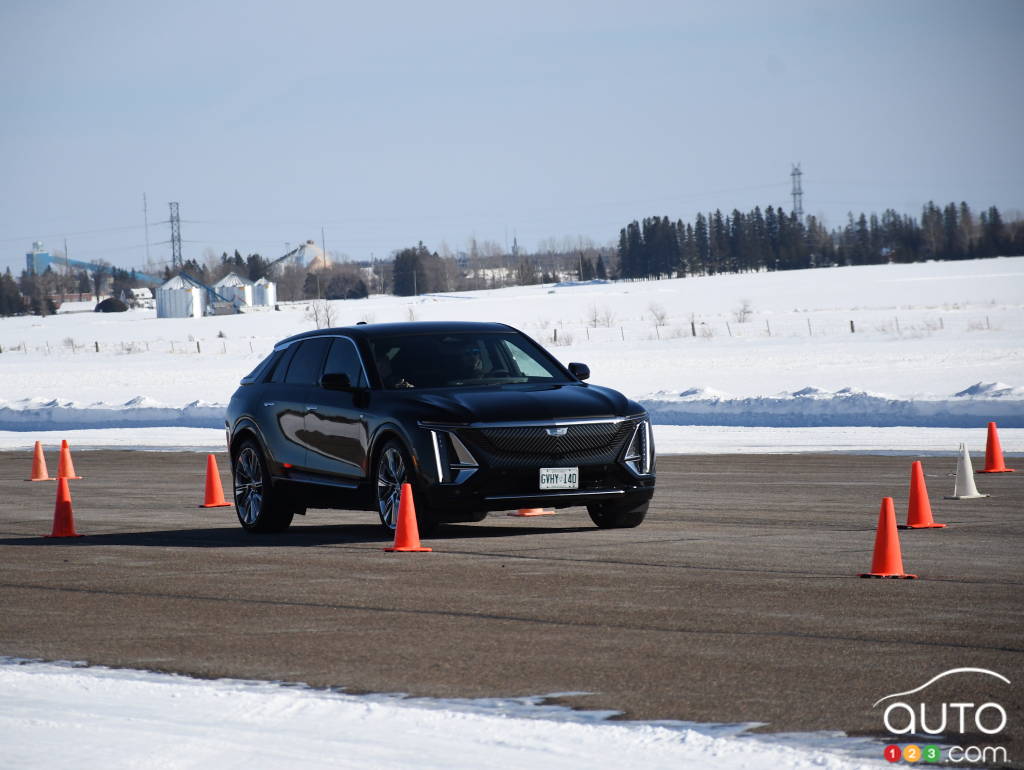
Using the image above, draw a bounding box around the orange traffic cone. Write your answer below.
[26,441,53,481]
[860,497,916,578]
[979,422,1015,473]
[45,477,82,538]
[507,508,556,517]
[57,439,82,480]
[199,454,232,508]
[384,483,432,552]
[902,461,945,529]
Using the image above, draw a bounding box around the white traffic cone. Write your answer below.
[944,443,990,500]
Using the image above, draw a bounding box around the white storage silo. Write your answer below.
[214,273,254,308]
[156,275,204,318]
[253,277,277,307]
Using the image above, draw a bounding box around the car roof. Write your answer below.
[275,321,516,348]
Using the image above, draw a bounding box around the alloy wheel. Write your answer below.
[376,445,407,530]
[234,446,264,526]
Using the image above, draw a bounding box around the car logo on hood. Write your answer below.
[546,427,569,436]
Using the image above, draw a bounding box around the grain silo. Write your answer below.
[156,275,204,318]
[253,277,277,307]
[214,273,254,308]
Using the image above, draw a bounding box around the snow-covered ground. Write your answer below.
[3,259,1019,768]
[0,660,886,770]
[0,256,1021,452]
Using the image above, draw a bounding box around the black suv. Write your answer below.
[225,321,655,533]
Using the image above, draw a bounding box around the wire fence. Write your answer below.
[0,312,1014,358]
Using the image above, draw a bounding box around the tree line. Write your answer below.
[617,202,1024,279]
[3,201,1022,317]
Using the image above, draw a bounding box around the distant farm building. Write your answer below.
[156,275,204,318]
[253,277,277,307]
[156,272,276,318]
[214,273,254,307]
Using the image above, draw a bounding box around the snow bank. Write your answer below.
[641,382,1024,428]
[0,397,224,431]
[0,660,886,770]
[2,382,1019,432]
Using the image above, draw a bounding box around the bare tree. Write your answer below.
[306,300,337,329]
[649,303,669,326]
[733,299,753,323]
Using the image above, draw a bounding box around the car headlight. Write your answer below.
[623,418,654,476]
[429,429,479,484]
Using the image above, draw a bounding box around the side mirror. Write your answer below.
[320,372,353,391]
[568,362,590,381]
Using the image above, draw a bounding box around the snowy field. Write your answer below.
[0,660,887,770]
[0,256,1021,453]
[4,259,1021,768]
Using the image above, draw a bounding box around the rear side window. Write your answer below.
[323,337,367,388]
[284,338,332,385]
[241,349,282,384]
[269,344,299,383]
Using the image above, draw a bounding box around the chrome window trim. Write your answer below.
[276,334,371,389]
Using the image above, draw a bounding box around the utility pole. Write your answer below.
[169,202,182,270]
[143,193,151,263]
[791,163,804,221]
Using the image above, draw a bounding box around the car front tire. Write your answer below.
[374,439,439,536]
[232,439,294,533]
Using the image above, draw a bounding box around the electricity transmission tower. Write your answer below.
[169,201,182,269]
[790,164,804,221]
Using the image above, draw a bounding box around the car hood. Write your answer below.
[402,383,641,424]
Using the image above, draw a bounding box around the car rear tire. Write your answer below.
[586,499,648,529]
[374,439,439,536]
[232,439,294,533]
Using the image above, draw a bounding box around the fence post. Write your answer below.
[849,320,855,333]
[807,318,812,336]
[94,341,99,353]
[554,328,558,342]
[726,322,732,337]
[620,327,625,341]
[765,320,771,337]
[690,321,697,337]
[197,340,201,354]
[894,317,901,335]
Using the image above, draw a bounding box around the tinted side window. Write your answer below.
[323,338,367,388]
[242,349,282,384]
[284,338,332,385]
[269,345,298,383]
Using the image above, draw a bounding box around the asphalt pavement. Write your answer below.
[1,450,1021,761]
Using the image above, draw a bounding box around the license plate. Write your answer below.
[539,467,578,490]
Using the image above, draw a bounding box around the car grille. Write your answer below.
[457,419,638,468]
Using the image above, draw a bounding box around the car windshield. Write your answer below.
[369,331,572,389]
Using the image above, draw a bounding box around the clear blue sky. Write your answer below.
[1,0,1021,274]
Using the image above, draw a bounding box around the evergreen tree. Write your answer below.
[709,210,727,275]
[980,205,1007,257]
[958,202,975,258]
[942,203,964,260]
[595,255,608,280]
[693,213,710,275]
